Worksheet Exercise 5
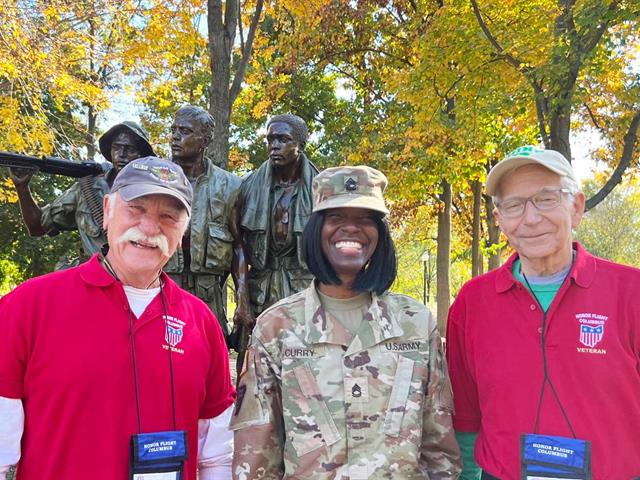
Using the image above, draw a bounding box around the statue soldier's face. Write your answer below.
[267,122,301,169]
[171,113,207,163]
[111,132,143,171]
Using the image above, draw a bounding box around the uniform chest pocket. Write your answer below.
[205,222,233,269]
[75,206,101,237]
[382,354,429,445]
[282,362,341,457]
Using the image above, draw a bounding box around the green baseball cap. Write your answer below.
[486,145,577,196]
[312,165,389,215]
[98,121,155,162]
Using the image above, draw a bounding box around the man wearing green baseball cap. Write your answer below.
[447,145,640,480]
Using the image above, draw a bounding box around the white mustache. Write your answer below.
[116,227,170,257]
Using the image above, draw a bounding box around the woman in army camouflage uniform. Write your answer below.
[231,166,461,479]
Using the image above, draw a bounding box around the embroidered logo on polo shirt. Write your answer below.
[162,315,185,355]
[575,312,608,355]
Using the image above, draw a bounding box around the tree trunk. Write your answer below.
[548,103,572,161]
[484,192,502,271]
[86,104,97,161]
[207,0,234,170]
[436,179,451,334]
[207,0,263,170]
[471,179,482,277]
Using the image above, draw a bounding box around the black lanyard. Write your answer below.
[521,269,576,437]
[102,255,178,433]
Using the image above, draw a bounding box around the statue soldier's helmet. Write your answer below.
[98,121,155,163]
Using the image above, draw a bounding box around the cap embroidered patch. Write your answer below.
[344,176,358,192]
[151,166,178,183]
[507,145,545,157]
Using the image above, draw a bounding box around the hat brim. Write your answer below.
[485,156,569,196]
[313,194,389,215]
[118,184,191,215]
[98,124,154,162]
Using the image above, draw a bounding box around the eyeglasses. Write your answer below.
[495,188,572,218]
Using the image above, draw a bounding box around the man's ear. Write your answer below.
[492,207,502,229]
[202,134,212,150]
[571,191,586,229]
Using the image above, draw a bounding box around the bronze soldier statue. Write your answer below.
[231,114,319,371]
[165,105,243,337]
[9,121,154,265]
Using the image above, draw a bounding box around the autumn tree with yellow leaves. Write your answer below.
[0,0,637,306]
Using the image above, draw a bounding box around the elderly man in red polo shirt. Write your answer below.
[447,146,640,480]
[0,157,235,480]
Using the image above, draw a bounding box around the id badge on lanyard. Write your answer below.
[520,434,591,480]
[130,430,188,480]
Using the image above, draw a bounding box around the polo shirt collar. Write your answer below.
[568,241,596,288]
[80,254,117,287]
[495,241,596,293]
[79,253,180,304]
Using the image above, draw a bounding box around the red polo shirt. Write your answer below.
[0,255,235,480]
[447,243,640,480]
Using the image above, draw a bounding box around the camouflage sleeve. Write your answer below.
[231,335,285,480]
[420,322,462,479]
[40,182,81,235]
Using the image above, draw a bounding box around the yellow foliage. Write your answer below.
[0,179,18,203]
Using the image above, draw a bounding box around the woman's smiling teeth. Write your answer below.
[336,241,362,250]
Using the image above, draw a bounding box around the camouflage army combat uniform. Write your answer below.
[164,159,241,335]
[231,284,461,479]
[41,167,115,260]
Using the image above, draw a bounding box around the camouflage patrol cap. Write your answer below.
[110,156,192,215]
[99,121,155,162]
[312,165,389,215]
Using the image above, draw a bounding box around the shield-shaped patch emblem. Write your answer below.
[165,325,183,347]
[579,324,603,348]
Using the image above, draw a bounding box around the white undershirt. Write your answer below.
[0,285,234,479]
[123,284,161,318]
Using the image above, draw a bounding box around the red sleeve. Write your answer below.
[200,308,236,419]
[0,289,29,399]
[446,290,480,432]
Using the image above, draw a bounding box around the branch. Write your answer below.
[579,0,621,56]
[536,94,550,147]
[583,102,606,134]
[326,65,391,106]
[585,109,640,211]
[229,0,263,105]
[225,0,239,43]
[469,0,530,74]
[238,0,245,54]
[208,0,224,43]
[471,0,550,133]
[318,47,414,68]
